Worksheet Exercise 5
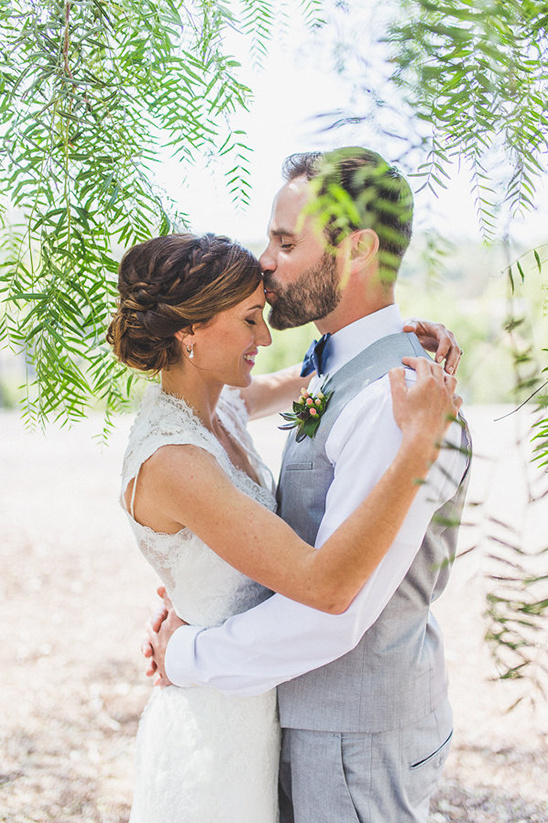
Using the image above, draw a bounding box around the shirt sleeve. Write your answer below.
[165,372,469,696]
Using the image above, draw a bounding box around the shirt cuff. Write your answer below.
[165,624,203,687]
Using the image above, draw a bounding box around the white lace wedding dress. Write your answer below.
[122,384,280,823]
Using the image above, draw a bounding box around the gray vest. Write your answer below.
[276,332,471,733]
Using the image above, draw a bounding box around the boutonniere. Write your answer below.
[279,383,333,442]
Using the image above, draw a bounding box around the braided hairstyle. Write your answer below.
[107,233,262,373]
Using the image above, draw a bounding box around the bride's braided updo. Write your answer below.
[107,233,262,373]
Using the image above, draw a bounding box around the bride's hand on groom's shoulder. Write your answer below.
[141,587,187,687]
[389,357,461,464]
[403,318,463,375]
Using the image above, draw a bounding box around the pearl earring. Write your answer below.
[186,343,194,360]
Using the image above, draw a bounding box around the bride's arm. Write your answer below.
[132,359,460,615]
[238,320,462,420]
[238,363,309,420]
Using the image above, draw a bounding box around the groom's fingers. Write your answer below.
[402,358,461,420]
[150,606,169,633]
[161,589,174,611]
[141,636,153,657]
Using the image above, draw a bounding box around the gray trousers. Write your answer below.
[278,699,453,823]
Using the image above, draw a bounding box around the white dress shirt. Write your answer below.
[165,305,467,696]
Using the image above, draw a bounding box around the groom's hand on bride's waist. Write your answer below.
[142,586,187,687]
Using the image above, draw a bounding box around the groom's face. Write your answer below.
[260,177,342,330]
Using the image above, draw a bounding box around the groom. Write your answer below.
[149,147,471,822]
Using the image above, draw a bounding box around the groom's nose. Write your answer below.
[259,244,276,275]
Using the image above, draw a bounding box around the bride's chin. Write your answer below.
[229,371,252,389]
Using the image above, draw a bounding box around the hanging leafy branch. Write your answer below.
[481,247,548,704]
[386,0,548,241]
[0,0,324,427]
[318,0,548,699]
[319,0,547,249]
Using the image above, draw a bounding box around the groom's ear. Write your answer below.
[350,229,379,263]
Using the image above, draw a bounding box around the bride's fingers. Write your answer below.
[418,357,445,384]
[142,633,158,675]
[387,367,406,406]
[402,356,456,390]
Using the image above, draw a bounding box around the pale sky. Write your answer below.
[153,4,548,252]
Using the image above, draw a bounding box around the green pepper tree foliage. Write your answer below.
[384,0,548,698]
[1,0,547,696]
[319,0,547,244]
[0,0,322,426]
[313,0,548,698]
[387,0,548,235]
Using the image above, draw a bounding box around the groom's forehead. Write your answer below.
[268,177,314,232]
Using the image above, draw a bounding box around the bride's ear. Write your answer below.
[175,327,193,345]
[176,327,197,362]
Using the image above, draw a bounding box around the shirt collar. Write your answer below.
[323,305,403,376]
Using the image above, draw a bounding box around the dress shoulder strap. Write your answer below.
[121,384,232,499]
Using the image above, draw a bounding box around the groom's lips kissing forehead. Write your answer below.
[262,278,277,302]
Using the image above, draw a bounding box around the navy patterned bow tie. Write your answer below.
[300,333,332,377]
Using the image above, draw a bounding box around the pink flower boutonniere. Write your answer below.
[279,383,333,442]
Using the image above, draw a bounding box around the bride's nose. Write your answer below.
[257,317,272,348]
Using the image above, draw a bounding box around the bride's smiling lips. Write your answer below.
[243,349,258,368]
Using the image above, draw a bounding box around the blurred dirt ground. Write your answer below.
[1,406,547,822]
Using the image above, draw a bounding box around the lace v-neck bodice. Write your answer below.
[121,383,277,627]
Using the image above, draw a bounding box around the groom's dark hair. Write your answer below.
[282,147,413,283]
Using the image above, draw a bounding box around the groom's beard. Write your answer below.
[265,252,341,330]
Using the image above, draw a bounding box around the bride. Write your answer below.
[107,232,461,823]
